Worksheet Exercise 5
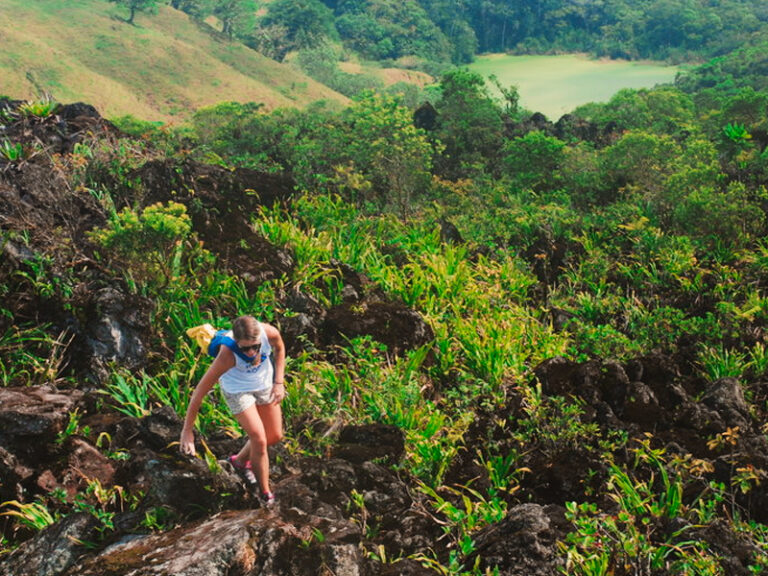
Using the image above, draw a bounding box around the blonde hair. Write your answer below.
[232,315,261,341]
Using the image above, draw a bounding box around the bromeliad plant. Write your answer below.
[18,95,59,119]
[0,140,25,163]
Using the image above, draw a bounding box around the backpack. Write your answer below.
[185,323,265,365]
[207,330,263,364]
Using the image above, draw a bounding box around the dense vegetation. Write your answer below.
[164,0,768,66]
[3,39,768,571]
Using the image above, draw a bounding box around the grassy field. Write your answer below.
[469,53,680,120]
[0,0,347,122]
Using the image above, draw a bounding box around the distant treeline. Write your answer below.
[165,0,768,64]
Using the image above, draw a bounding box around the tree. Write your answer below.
[213,0,259,39]
[110,0,161,25]
[261,0,337,55]
[170,0,215,19]
[432,69,505,178]
[601,130,681,202]
[503,131,566,192]
[574,87,695,136]
[341,92,435,218]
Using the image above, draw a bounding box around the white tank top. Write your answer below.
[218,325,273,394]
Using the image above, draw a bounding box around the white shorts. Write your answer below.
[222,387,273,414]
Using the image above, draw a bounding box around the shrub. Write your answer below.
[88,201,192,287]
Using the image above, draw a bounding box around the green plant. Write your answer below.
[70,479,133,534]
[299,527,326,549]
[102,370,151,417]
[88,201,192,287]
[697,344,748,381]
[348,489,368,537]
[0,104,16,124]
[56,409,90,444]
[747,342,768,378]
[559,440,720,576]
[512,385,601,457]
[723,122,751,144]
[96,432,131,461]
[0,499,56,531]
[0,140,25,162]
[141,506,177,532]
[0,324,72,387]
[419,482,507,562]
[18,95,59,118]
[199,437,223,474]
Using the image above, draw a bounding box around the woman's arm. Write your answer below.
[179,349,234,455]
[264,323,286,402]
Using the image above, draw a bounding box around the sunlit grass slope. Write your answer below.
[470,53,679,120]
[0,0,347,122]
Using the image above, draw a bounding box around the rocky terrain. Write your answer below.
[1,100,768,575]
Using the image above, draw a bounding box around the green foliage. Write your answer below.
[601,130,681,199]
[109,0,160,25]
[696,344,749,381]
[88,201,192,287]
[723,122,752,144]
[141,506,177,532]
[214,0,259,39]
[261,0,337,57]
[18,95,59,118]
[56,409,90,445]
[111,115,166,138]
[678,43,768,100]
[334,0,452,63]
[0,140,26,162]
[465,0,766,61]
[102,370,152,418]
[561,440,721,575]
[340,91,435,217]
[0,322,72,387]
[671,182,765,250]
[432,69,505,178]
[296,46,384,98]
[502,131,566,192]
[0,499,57,531]
[419,482,507,560]
[574,87,696,136]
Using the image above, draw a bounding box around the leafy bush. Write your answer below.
[88,201,192,287]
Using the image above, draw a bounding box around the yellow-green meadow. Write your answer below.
[469,53,680,119]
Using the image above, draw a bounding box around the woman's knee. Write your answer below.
[267,428,283,446]
[248,434,268,453]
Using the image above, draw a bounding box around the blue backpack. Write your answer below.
[207,330,268,365]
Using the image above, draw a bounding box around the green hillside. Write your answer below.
[0,0,347,122]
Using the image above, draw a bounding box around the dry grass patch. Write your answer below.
[0,0,346,121]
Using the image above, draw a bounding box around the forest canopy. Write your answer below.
[165,0,768,64]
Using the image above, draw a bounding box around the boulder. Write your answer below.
[321,301,434,356]
[468,503,568,576]
[1,513,99,576]
[0,386,84,457]
[67,509,361,576]
[701,377,751,430]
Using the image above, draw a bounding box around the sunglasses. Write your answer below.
[239,344,261,353]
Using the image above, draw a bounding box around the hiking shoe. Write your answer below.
[260,491,276,507]
[228,455,258,489]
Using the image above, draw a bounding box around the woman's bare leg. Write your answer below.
[234,405,269,493]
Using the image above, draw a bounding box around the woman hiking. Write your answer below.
[179,315,286,506]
